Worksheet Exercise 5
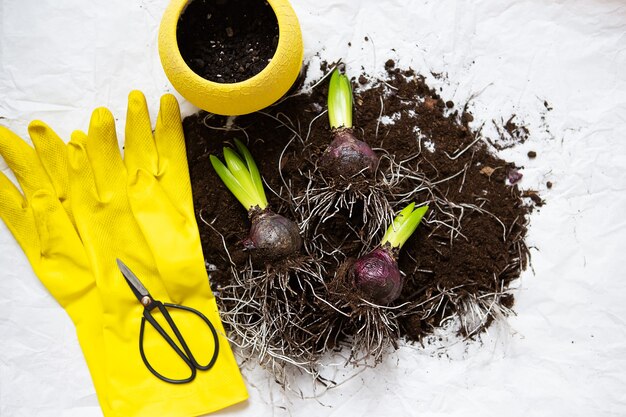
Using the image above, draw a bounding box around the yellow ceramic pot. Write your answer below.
[158,0,303,116]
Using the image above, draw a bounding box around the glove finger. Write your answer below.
[68,131,101,204]
[155,94,185,162]
[28,121,73,218]
[0,126,54,199]
[85,107,126,200]
[30,190,92,303]
[0,171,39,262]
[128,168,211,303]
[154,94,195,219]
[124,90,158,176]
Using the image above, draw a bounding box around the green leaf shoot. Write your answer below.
[234,139,268,208]
[327,69,353,130]
[223,147,263,204]
[381,204,429,249]
[210,142,269,211]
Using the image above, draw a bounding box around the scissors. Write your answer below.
[116,259,219,384]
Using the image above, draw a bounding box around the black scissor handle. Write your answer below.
[139,301,220,384]
[161,303,220,371]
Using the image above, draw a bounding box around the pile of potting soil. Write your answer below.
[183,61,537,356]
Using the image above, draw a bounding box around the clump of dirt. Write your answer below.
[177,0,279,83]
[184,61,536,366]
[489,114,530,149]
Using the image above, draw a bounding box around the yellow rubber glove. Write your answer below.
[67,91,248,417]
[0,124,110,414]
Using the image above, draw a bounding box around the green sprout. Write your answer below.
[327,68,353,130]
[319,67,377,179]
[210,139,268,211]
[210,140,302,261]
[351,202,429,305]
[381,203,429,249]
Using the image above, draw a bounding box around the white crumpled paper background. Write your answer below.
[1,0,626,416]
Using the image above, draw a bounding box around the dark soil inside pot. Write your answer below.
[177,0,279,83]
[183,62,537,350]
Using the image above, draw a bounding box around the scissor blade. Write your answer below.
[116,258,150,302]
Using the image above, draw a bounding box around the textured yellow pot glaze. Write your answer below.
[159,0,303,116]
